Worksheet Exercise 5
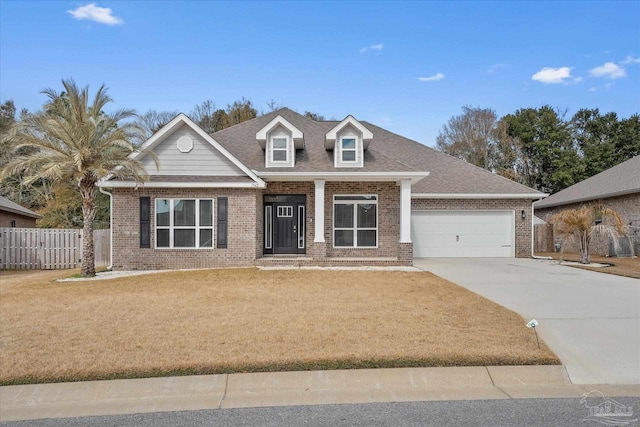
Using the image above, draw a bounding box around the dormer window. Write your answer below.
[271,137,289,163]
[256,115,304,168]
[341,137,357,162]
[325,115,373,169]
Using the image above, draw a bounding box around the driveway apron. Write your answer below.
[413,258,640,385]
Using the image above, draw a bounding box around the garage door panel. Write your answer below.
[411,211,514,258]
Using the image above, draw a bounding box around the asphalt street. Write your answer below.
[2,397,639,427]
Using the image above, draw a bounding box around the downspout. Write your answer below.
[99,187,113,270]
[531,198,552,260]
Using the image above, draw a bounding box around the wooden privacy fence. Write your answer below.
[0,228,110,270]
[534,223,554,253]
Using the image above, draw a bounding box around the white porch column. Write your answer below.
[400,179,412,243]
[314,179,325,243]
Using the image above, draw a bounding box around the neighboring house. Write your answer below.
[535,155,640,255]
[99,108,545,270]
[0,196,42,228]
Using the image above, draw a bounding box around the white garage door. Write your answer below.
[411,210,514,258]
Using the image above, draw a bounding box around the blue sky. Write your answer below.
[1,1,639,146]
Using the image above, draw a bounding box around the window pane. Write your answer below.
[156,199,170,226]
[174,200,196,226]
[335,195,377,201]
[357,204,376,228]
[200,229,213,248]
[272,138,287,149]
[174,229,195,247]
[334,204,354,228]
[157,229,170,247]
[273,150,287,161]
[342,150,356,161]
[335,230,354,247]
[342,138,356,149]
[357,230,377,247]
[200,200,213,226]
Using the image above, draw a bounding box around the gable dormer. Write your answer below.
[256,115,304,168]
[325,115,373,168]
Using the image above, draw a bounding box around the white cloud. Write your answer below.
[360,43,383,53]
[418,73,445,82]
[588,87,597,92]
[620,55,640,64]
[487,63,506,73]
[589,62,626,79]
[531,67,573,84]
[67,3,123,25]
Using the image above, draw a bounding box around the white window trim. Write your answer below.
[333,194,378,248]
[270,136,289,164]
[340,137,358,163]
[155,198,214,249]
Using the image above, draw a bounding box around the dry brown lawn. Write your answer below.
[537,252,640,279]
[0,268,559,385]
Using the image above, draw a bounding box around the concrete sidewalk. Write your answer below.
[2,366,639,422]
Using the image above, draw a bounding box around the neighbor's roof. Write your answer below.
[213,108,543,196]
[0,196,42,219]
[536,155,640,209]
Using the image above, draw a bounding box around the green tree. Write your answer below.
[2,79,151,277]
[615,114,640,162]
[304,111,326,121]
[502,106,582,193]
[571,108,619,177]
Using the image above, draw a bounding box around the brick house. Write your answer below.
[535,155,640,256]
[99,108,545,270]
[0,196,41,228]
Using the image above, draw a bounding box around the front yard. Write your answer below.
[0,268,559,385]
[537,252,640,279]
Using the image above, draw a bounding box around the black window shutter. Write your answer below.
[217,197,228,249]
[140,197,151,248]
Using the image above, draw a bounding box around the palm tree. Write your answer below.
[552,204,624,264]
[2,79,151,277]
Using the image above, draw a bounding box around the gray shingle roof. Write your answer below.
[536,155,640,209]
[212,108,542,195]
[0,196,42,219]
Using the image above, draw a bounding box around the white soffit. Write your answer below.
[256,115,304,149]
[325,115,374,150]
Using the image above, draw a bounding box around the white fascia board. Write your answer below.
[256,171,429,184]
[256,115,304,149]
[99,181,266,189]
[128,113,266,189]
[325,115,374,149]
[411,193,549,199]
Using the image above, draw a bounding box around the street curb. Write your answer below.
[1,366,639,422]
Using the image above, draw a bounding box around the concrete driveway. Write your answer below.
[413,258,640,385]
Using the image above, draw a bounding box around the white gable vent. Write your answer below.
[177,135,193,153]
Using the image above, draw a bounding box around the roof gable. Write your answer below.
[131,113,265,187]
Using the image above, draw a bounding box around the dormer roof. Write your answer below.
[256,115,304,149]
[325,115,373,150]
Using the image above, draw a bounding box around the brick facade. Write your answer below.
[535,193,640,256]
[111,186,536,270]
[411,198,534,258]
[111,188,259,270]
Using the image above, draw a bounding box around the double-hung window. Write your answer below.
[333,195,377,247]
[271,137,288,162]
[156,199,214,248]
[341,137,357,162]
